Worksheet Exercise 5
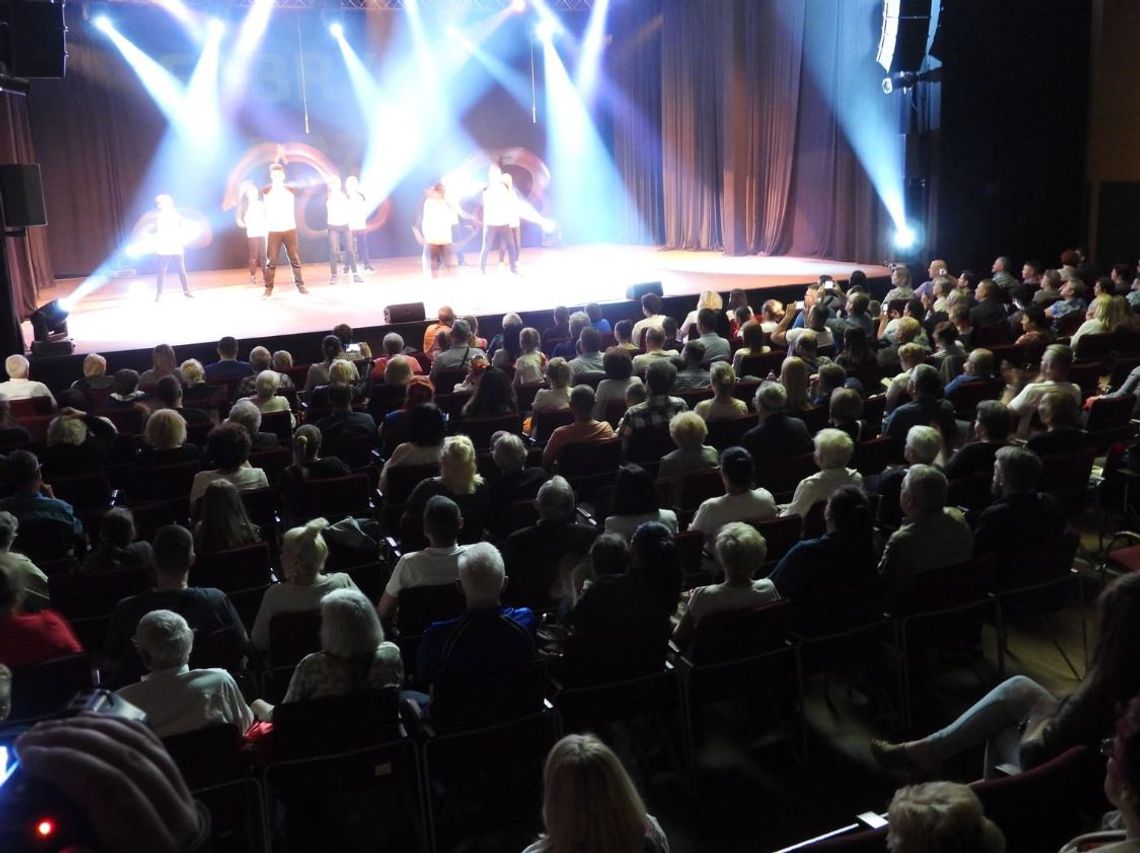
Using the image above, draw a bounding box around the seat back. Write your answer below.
[1067,360,1103,396]
[260,410,294,443]
[1038,447,1096,513]
[267,608,323,668]
[126,461,201,502]
[739,352,784,378]
[9,653,97,720]
[557,437,622,477]
[433,368,468,396]
[12,518,84,563]
[103,407,146,435]
[48,474,112,511]
[272,688,402,759]
[603,398,626,427]
[285,473,372,524]
[947,377,1004,416]
[9,397,53,417]
[558,622,671,687]
[1086,393,1136,437]
[677,468,724,512]
[531,409,574,443]
[750,515,803,568]
[690,600,792,666]
[705,413,758,451]
[757,452,818,501]
[248,447,292,485]
[450,413,524,449]
[190,542,273,592]
[397,582,465,636]
[126,497,191,541]
[515,382,544,413]
[382,462,439,505]
[49,565,151,620]
[239,488,278,527]
[188,625,245,672]
[851,437,896,477]
[162,724,243,790]
[429,660,547,734]
[1074,331,1114,362]
[624,422,675,465]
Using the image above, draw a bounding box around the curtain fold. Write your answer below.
[0,92,53,320]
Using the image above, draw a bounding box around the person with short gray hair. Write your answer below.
[781,428,862,518]
[0,354,56,406]
[972,446,1067,558]
[742,381,813,467]
[430,318,487,381]
[225,398,279,452]
[116,609,253,738]
[879,464,973,583]
[543,385,615,467]
[870,424,944,529]
[0,509,49,609]
[485,431,551,538]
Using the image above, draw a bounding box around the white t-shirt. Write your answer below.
[422,197,458,245]
[604,509,678,541]
[347,190,368,231]
[685,580,780,623]
[1007,379,1082,437]
[243,198,267,239]
[690,489,778,539]
[251,573,360,650]
[263,184,297,232]
[513,351,547,386]
[116,665,252,739]
[0,378,54,403]
[383,544,464,598]
[326,189,351,227]
[482,182,511,227]
[154,208,185,256]
[785,326,834,351]
[781,468,863,519]
[632,315,667,347]
[189,465,270,508]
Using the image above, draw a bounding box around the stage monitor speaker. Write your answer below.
[0,165,47,227]
[5,1,67,78]
[625,281,663,301]
[384,301,426,324]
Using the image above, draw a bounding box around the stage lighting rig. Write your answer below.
[329,20,344,38]
[881,66,942,94]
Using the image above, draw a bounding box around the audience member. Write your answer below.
[551,311,590,361]
[277,423,351,505]
[673,522,778,649]
[188,423,269,507]
[884,265,915,303]
[673,341,710,390]
[251,518,359,651]
[139,343,180,388]
[403,434,487,523]
[877,317,924,370]
[885,782,1005,853]
[604,464,679,539]
[67,353,114,400]
[1046,278,1089,329]
[239,346,296,397]
[0,511,47,605]
[593,351,641,420]
[883,343,926,413]
[970,279,1008,329]
[882,364,958,451]
[136,408,200,467]
[0,354,56,406]
[732,321,768,376]
[378,496,465,619]
[193,479,261,554]
[1007,344,1081,438]
[430,320,487,381]
[836,326,878,371]
[104,524,247,683]
[781,428,862,518]
[503,476,598,601]
[811,362,849,409]
[585,302,611,333]
[543,385,615,467]
[610,319,639,355]
[972,445,1067,558]
[569,326,605,378]
[944,348,995,397]
[689,446,777,539]
[378,404,446,494]
[0,449,83,536]
[152,375,211,432]
[631,292,666,345]
[0,394,30,449]
[616,360,688,452]
[99,368,147,412]
[1028,390,1096,459]
[695,362,746,421]
[872,425,943,529]
[828,387,866,442]
[116,609,252,738]
[541,306,571,348]
[943,400,1011,482]
[878,465,973,585]
[178,360,215,407]
[632,327,674,376]
[226,399,279,451]
[485,431,550,536]
[41,407,118,477]
[742,382,812,467]
[423,305,456,357]
[0,554,82,668]
[532,358,573,414]
[83,507,153,573]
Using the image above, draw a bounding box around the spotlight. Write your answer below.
[93,14,112,31]
[208,17,225,35]
[445,24,459,39]
[29,299,72,354]
[535,18,557,43]
[511,0,527,11]
[329,21,344,39]
[893,224,918,250]
[881,67,942,95]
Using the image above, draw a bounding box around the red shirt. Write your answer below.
[0,610,84,668]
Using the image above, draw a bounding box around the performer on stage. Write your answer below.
[479,164,518,275]
[262,162,308,297]
[326,176,363,285]
[415,183,459,278]
[152,194,193,302]
[236,181,267,287]
[501,172,522,266]
[344,175,374,273]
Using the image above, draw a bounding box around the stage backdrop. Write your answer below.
[607,0,896,263]
[27,8,560,278]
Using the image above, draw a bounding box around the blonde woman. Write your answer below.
[402,434,486,524]
[247,369,295,426]
[886,782,1004,853]
[532,357,573,413]
[523,733,669,853]
[658,411,719,504]
[250,517,360,651]
[137,408,200,466]
[679,289,723,341]
[780,356,813,412]
[780,428,862,518]
[178,358,214,406]
[513,327,547,386]
[1070,293,1115,348]
[695,362,746,421]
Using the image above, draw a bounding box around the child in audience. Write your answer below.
[513,327,547,386]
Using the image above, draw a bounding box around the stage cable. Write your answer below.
[296,12,311,134]
[529,35,537,124]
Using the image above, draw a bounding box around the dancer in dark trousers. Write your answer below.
[262,162,309,297]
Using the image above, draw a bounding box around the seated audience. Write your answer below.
[0,511,47,605]
[308,358,365,411]
[403,434,487,523]
[315,384,377,461]
[943,400,1011,482]
[882,364,958,451]
[378,404,445,494]
[616,360,688,453]
[83,508,153,573]
[255,590,402,719]
[0,450,83,537]
[878,465,974,585]
[66,353,114,402]
[378,496,465,620]
[0,394,31,449]
[631,292,667,345]
[422,305,455,358]
[742,382,812,466]
[569,326,605,379]
[732,321,768,376]
[417,541,537,688]
[944,348,996,397]
[970,278,1009,329]
[178,359,214,406]
[929,322,967,376]
[828,387,866,442]
[884,265,915,303]
[152,375,211,433]
[658,411,720,503]
[430,319,487,380]
[551,312,590,361]
[1045,278,1089,327]
[277,424,351,503]
[541,306,571,349]
[973,445,1067,557]
[0,555,81,668]
[303,335,360,399]
[484,431,550,536]
[585,301,611,333]
[781,428,862,518]
[873,572,1140,778]
[632,327,674,376]
[543,385,615,467]
[188,423,269,508]
[104,524,247,684]
[510,327,547,385]
[532,358,573,414]
[593,351,641,420]
[138,343,180,389]
[883,343,926,413]
[1007,344,1081,438]
[225,399,279,451]
[238,346,296,397]
[769,486,876,606]
[522,733,670,853]
[369,333,421,381]
[673,522,778,649]
[884,782,1005,853]
[462,366,518,418]
[673,341,710,390]
[758,298,785,334]
[1014,303,1052,350]
[871,425,943,529]
[204,335,252,382]
[679,290,724,340]
[135,409,200,471]
[41,407,118,477]
[490,318,522,368]
[604,464,679,540]
[0,354,56,406]
[116,609,252,739]
[609,319,640,355]
[785,305,835,353]
[98,368,147,412]
[379,374,434,456]
[811,362,849,409]
[836,325,878,372]
[694,307,731,362]
[251,518,359,651]
[246,370,294,425]
[193,480,261,554]
[1026,388,1095,457]
[689,446,777,539]
[876,317,924,370]
[695,362,747,421]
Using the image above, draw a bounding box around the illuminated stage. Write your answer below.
[35,245,890,354]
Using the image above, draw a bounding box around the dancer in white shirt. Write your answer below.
[343,175,374,272]
[236,181,267,287]
[417,183,459,278]
[479,164,518,274]
[500,171,522,266]
[152,194,193,302]
[326,175,363,285]
[262,162,309,297]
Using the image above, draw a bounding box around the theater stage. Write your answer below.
[33,244,890,354]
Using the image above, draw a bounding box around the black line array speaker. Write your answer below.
[0,164,47,227]
[384,302,427,323]
[625,281,663,300]
[3,1,67,78]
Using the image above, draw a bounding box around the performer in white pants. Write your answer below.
[152,194,193,302]
[417,183,459,278]
[344,175,374,272]
[236,181,267,287]
[326,176,363,285]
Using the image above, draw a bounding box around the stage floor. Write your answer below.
[34,244,890,354]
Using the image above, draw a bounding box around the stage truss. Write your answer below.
[103,0,594,9]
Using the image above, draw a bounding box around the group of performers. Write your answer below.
[149,159,526,301]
